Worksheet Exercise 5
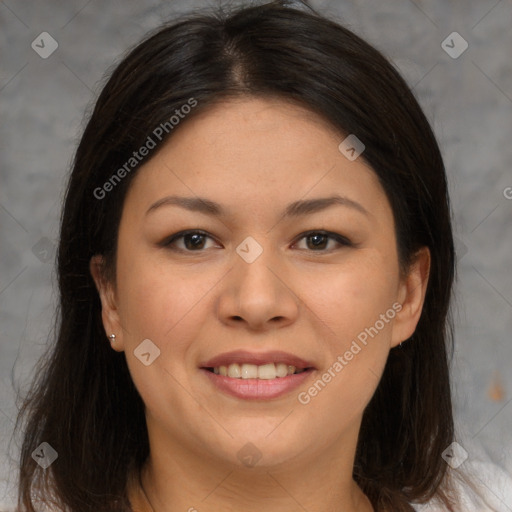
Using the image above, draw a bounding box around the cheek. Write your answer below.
[297,307,393,434]
[302,252,398,338]
[115,244,190,336]
[114,256,205,403]
[299,363,383,447]
[115,248,221,370]
[295,256,397,415]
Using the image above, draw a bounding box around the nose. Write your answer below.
[216,243,299,332]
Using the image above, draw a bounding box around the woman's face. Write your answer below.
[93,97,429,472]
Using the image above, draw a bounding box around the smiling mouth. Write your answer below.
[203,362,311,379]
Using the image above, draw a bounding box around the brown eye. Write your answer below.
[162,230,217,251]
[294,231,352,251]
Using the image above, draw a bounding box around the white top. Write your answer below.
[414,459,512,512]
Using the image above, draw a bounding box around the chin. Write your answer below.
[220,432,308,470]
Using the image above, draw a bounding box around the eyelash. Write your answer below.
[161,229,353,253]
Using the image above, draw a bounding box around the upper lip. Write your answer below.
[200,350,315,370]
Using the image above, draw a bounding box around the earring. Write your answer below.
[109,334,116,343]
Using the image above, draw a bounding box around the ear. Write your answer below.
[390,246,431,348]
[90,255,125,352]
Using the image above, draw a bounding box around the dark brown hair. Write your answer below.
[14,1,460,510]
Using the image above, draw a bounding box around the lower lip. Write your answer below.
[200,368,315,400]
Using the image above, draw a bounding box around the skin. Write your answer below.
[91,97,430,512]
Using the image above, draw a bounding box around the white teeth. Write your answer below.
[258,363,277,380]
[213,362,303,379]
[241,363,258,379]
[276,363,288,378]
[227,363,241,378]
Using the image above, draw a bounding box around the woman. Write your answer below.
[14,1,503,511]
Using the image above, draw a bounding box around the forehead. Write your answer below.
[122,96,391,226]
[162,96,344,158]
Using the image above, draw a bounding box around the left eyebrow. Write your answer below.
[282,195,370,218]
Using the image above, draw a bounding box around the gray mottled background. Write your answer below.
[1,0,511,510]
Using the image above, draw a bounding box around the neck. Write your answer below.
[132,432,373,512]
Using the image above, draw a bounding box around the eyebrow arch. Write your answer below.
[146,194,370,218]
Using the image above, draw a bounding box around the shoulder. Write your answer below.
[412,459,512,512]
